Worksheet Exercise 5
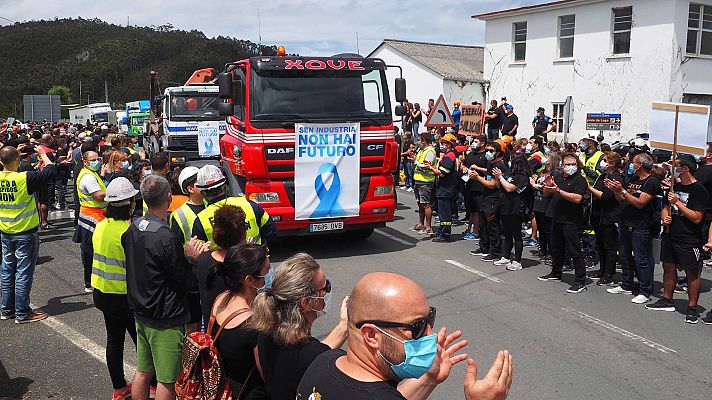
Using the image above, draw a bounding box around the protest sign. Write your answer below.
[459,104,486,136]
[198,126,220,157]
[294,123,360,220]
[649,102,710,155]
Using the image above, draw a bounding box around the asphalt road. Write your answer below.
[2,189,712,399]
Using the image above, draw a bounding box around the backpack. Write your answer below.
[175,307,252,400]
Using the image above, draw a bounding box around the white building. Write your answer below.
[368,39,487,125]
[474,0,712,144]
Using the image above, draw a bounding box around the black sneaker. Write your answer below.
[685,308,699,324]
[597,278,615,286]
[701,312,712,325]
[588,273,602,281]
[470,248,488,256]
[566,283,587,294]
[674,283,688,294]
[482,253,499,262]
[432,236,451,243]
[530,249,542,257]
[563,263,573,272]
[538,273,562,281]
[645,298,675,312]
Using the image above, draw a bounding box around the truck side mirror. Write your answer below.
[394,78,406,103]
[218,73,233,99]
[219,101,234,117]
[394,105,407,117]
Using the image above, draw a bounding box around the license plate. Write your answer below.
[309,222,344,233]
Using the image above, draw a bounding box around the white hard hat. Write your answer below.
[104,177,139,205]
[178,166,200,194]
[196,165,226,190]
[101,124,109,130]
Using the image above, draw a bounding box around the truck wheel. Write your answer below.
[346,228,374,240]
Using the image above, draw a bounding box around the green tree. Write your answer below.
[48,85,73,104]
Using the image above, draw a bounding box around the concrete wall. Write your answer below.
[442,79,486,107]
[671,0,712,100]
[482,0,683,143]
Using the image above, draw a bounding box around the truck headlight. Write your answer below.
[249,192,280,203]
[374,185,394,195]
[171,156,186,163]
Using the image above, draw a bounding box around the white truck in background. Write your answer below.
[68,103,112,125]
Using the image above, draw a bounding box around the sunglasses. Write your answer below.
[316,279,332,296]
[355,306,436,339]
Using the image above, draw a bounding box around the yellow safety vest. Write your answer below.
[413,146,437,183]
[91,218,130,294]
[76,168,108,232]
[0,171,39,234]
[579,150,604,185]
[76,168,107,209]
[196,196,269,250]
[171,202,200,244]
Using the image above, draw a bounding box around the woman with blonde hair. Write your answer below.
[249,253,347,400]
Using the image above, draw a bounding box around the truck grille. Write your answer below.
[168,135,198,150]
[281,177,371,207]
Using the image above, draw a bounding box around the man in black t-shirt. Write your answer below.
[427,134,458,242]
[646,155,708,323]
[485,100,503,140]
[605,153,661,304]
[500,105,518,138]
[470,140,508,261]
[461,136,488,240]
[296,272,513,400]
[538,153,590,293]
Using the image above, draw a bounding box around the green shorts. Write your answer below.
[135,321,186,383]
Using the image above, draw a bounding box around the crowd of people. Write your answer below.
[396,97,712,325]
[0,120,513,400]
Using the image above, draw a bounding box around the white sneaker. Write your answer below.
[493,257,510,266]
[606,286,633,295]
[506,261,522,271]
[84,287,94,293]
[407,187,414,192]
[631,294,651,304]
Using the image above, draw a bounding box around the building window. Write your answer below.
[683,93,712,105]
[687,4,712,55]
[512,21,527,61]
[558,15,575,58]
[611,6,632,54]
[552,103,565,133]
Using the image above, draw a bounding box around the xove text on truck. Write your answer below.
[215,47,408,238]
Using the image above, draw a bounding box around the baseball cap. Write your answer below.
[506,104,514,110]
[196,165,226,190]
[178,166,200,194]
[537,107,545,112]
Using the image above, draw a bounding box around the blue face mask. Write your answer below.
[263,267,274,290]
[89,160,101,171]
[628,163,635,175]
[485,151,495,161]
[377,327,437,380]
[143,169,153,177]
[508,160,512,168]
[121,160,130,170]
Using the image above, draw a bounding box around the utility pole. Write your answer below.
[79,81,82,105]
[356,32,360,55]
[127,16,130,26]
[105,81,109,104]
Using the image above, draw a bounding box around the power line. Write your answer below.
[0,16,17,23]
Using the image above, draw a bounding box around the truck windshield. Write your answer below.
[130,115,147,126]
[93,112,108,123]
[169,93,221,121]
[250,68,391,126]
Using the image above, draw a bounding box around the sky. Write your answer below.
[0,0,545,55]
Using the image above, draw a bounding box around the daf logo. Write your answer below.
[366,144,384,151]
[267,148,294,154]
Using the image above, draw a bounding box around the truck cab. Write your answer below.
[154,85,225,168]
[216,52,407,237]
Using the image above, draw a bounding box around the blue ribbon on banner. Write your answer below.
[311,163,345,218]
[204,139,214,154]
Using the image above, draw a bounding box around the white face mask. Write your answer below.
[599,160,609,170]
[563,165,578,176]
[311,292,332,318]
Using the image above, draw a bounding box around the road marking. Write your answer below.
[444,260,504,283]
[31,303,135,375]
[374,229,415,246]
[562,307,677,354]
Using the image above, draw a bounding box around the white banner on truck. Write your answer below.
[294,123,360,220]
[198,126,220,157]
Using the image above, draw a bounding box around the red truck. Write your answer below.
[216,48,407,238]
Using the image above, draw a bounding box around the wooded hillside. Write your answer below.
[0,18,260,118]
